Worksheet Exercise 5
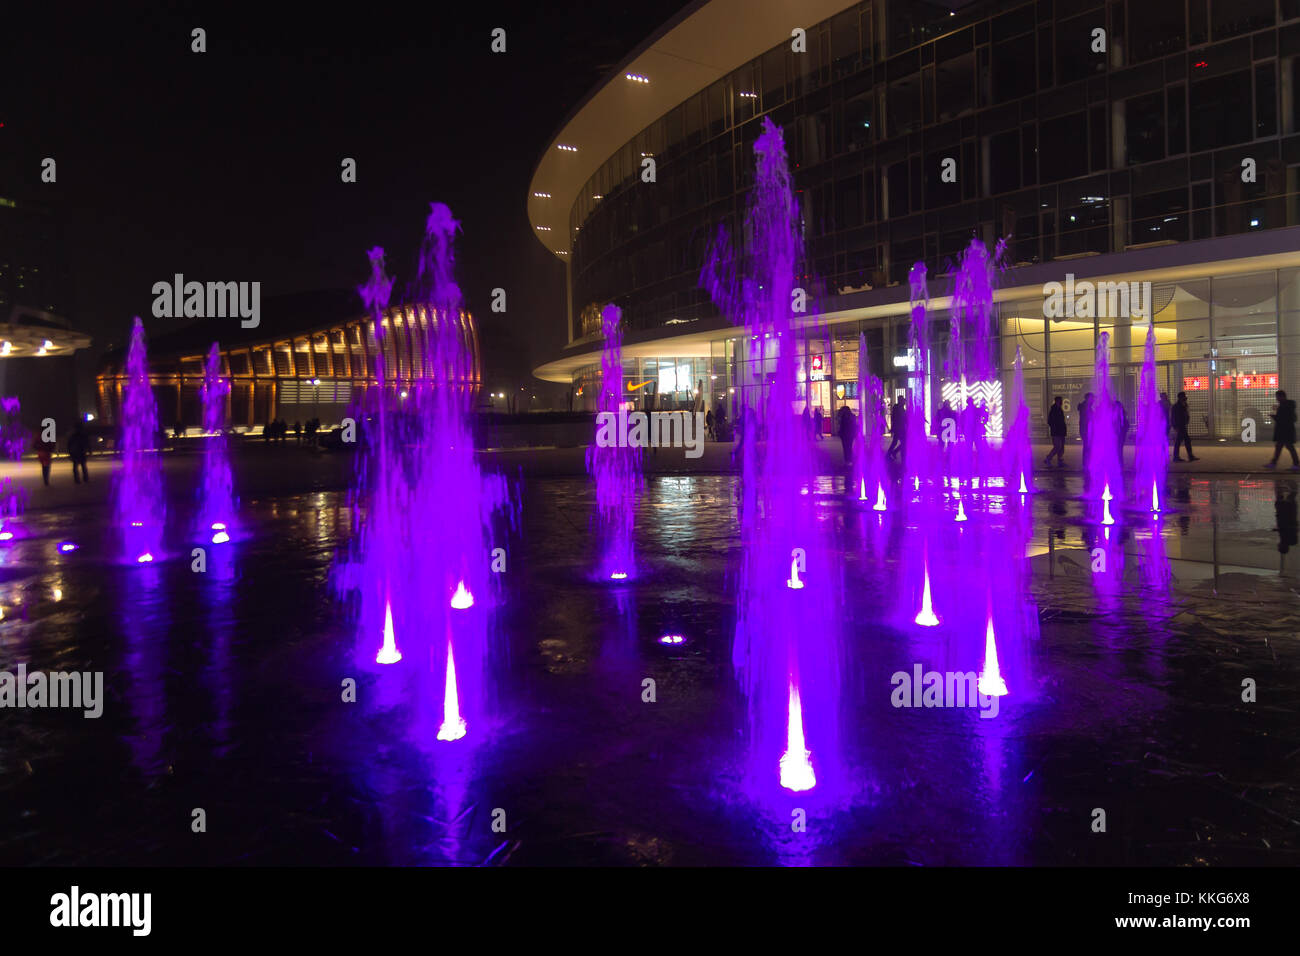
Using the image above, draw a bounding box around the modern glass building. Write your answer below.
[95,290,479,430]
[529,0,1300,438]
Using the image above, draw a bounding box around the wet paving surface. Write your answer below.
[0,471,1297,865]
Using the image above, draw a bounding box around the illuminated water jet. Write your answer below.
[114,317,165,564]
[786,556,804,590]
[436,639,467,742]
[450,580,474,609]
[978,614,1008,697]
[778,680,816,792]
[375,601,402,664]
[197,342,235,540]
[914,548,941,626]
[873,483,887,511]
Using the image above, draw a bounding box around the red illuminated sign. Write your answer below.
[1184,373,1278,391]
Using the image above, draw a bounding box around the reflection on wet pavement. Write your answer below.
[0,475,1296,865]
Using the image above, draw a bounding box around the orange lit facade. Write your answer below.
[96,303,480,429]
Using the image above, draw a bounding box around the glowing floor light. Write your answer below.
[375,601,402,664]
[436,639,467,742]
[978,614,1008,697]
[58,542,78,553]
[1101,483,1115,525]
[609,571,628,581]
[0,532,12,541]
[778,680,816,792]
[786,556,804,590]
[136,552,154,563]
[954,497,968,522]
[873,483,887,511]
[659,633,685,645]
[450,580,475,609]
[211,521,230,544]
[914,549,941,627]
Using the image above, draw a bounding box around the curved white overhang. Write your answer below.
[526,0,857,260]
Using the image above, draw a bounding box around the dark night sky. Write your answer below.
[2,1,692,398]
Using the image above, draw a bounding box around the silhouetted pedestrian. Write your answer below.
[1172,391,1198,461]
[67,422,89,484]
[886,398,906,461]
[1045,396,1067,466]
[813,405,824,440]
[1077,393,1094,466]
[36,439,52,486]
[1113,399,1128,460]
[837,403,856,465]
[1264,389,1298,470]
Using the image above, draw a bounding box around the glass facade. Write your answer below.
[679,264,1300,440]
[568,0,1300,345]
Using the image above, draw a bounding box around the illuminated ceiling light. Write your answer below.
[533,191,551,198]
[42,339,53,349]
[641,152,654,157]
[557,144,578,152]
[537,225,551,231]
[593,194,602,200]
[625,73,649,84]
[739,91,757,99]
[0,342,9,355]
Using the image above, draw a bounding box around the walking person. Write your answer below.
[1171,391,1198,461]
[1264,389,1299,470]
[67,421,90,484]
[35,438,52,486]
[1159,392,1172,436]
[886,397,906,461]
[837,402,856,466]
[1077,392,1093,462]
[1044,396,1067,466]
[1113,398,1129,463]
[812,405,824,441]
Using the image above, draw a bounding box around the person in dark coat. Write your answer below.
[1113,398,1129,460]
[837,403,856,465]
[66,422,90,484]
[1171,391,1198,461]
[1265,389,1298,469]
[1044,396,1067,466]
[886,397,906,461]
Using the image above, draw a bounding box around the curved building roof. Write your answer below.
[526,0,856,260]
